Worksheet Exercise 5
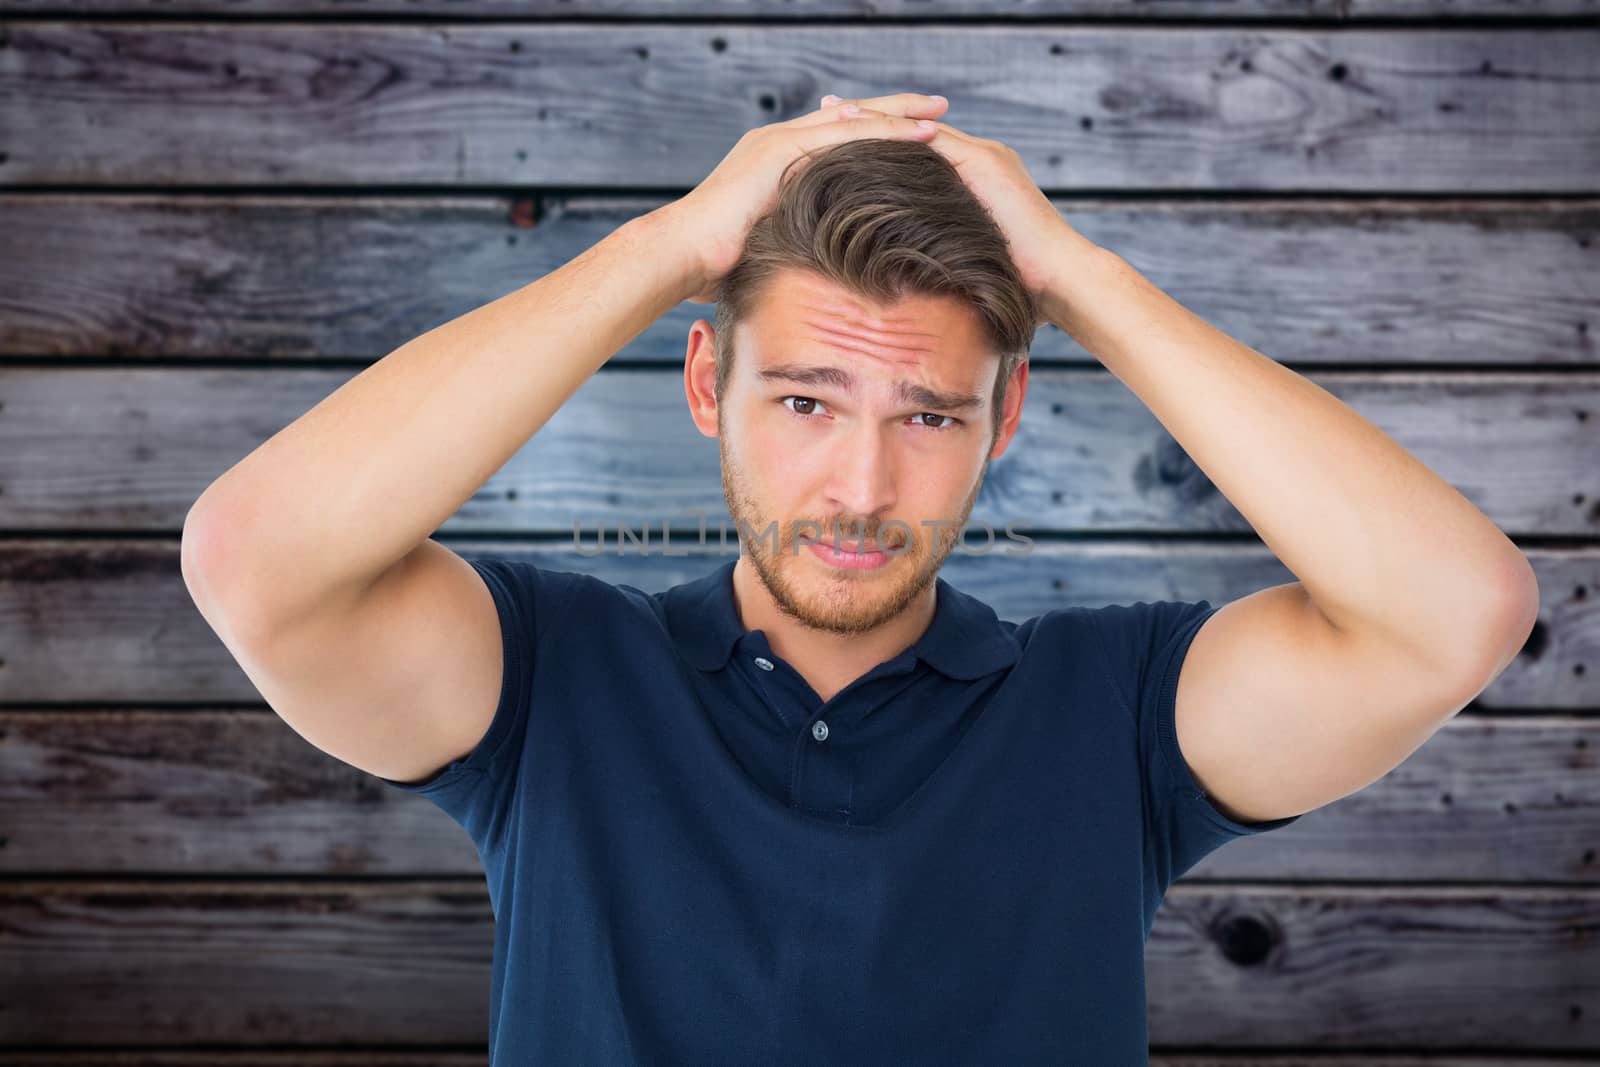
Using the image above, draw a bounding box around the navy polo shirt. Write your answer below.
[378,556,1301,1063]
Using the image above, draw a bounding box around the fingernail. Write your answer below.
[932,95,947,104]
[917,119,936,129]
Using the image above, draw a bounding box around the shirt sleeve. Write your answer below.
[1087,598,1303,896]
[373,556,555,847]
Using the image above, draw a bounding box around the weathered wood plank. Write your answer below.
[1147,885,1600,1048]
[0,710,1593,883]
[6,0,1600,17]
[0,881,1594,1047]
[0,709,480,875]
[0,1055,1578,1067]
[1,26,1596,189]
[0,1055,496,1067]
[0,540,1585,704]
[0,538,1587,701]
[1,1055,492,1067]
[0,881,493,1045]
[1,369,1594,534]
[0,195,1593,365]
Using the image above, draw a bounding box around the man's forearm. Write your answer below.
[1040,239,1539,681]
[184,207,698,638]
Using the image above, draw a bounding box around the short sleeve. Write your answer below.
[1088,599,1302,895]
[374,556,556,846]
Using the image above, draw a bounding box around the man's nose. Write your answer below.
[826,425,898,520]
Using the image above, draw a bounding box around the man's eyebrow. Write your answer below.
[756,362,985,413]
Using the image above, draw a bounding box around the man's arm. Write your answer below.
[1041,241,1539,824]
[182,207,698,640]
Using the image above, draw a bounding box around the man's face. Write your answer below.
[690,268,1026,637]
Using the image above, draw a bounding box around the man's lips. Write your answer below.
[817,539,891,554]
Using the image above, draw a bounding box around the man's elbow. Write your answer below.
[1448,559,1540,706]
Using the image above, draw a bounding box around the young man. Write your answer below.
[182,93,1538,1062]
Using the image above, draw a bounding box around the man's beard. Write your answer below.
[718,433,988,638]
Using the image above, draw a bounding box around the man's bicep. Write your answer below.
[375,555,563,844]
[1087,598,1303,893]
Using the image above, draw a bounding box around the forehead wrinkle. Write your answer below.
[792,293,941,341]
[800,320,941,362]
[794,295,931,331]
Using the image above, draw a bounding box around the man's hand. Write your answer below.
[659,92,947,305]
[894,107,1100,327]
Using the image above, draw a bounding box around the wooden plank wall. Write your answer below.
[1,1,1597,1062]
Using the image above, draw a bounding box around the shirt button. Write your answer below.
[753,657,775,671]
[812,720,830,742]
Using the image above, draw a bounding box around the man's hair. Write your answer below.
[711,138,1038,444]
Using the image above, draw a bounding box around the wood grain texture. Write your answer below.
[0,540,1584,704]
[1,1,1594,1058]
[0,1056,1585,1067]
[0,880,1593,1046]
[0,196,1593,364]
[5,0,1600,16]
[1,369,1593,533]
[0,709,1593,881]
[0,25,1596,189]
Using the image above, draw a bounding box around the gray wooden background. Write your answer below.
[1,1,1597,1062]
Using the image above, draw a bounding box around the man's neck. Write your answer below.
[730,557,937,704]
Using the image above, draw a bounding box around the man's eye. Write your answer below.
[781,396,826,418]
[780,397,959,431]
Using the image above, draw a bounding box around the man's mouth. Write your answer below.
[819,538,890,554]
[804,533,898,570]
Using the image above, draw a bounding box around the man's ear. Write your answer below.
[989,359,1029,460]
[684,319,721,438]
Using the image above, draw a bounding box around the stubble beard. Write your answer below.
[718,432,988,637]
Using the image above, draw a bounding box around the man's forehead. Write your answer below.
[742,271,994,395]
[757,269,980,340]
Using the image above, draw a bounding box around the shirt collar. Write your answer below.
[662,559,1021,680]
